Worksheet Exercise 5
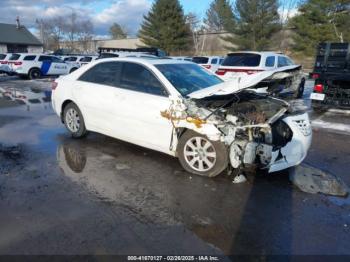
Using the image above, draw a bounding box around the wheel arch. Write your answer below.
[60,99,75,123]
[28,67,41,75]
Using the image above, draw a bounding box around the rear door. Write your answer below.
[73,61,123,133]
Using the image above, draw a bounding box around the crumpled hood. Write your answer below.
[188,65,301,99]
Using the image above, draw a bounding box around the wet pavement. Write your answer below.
[0,77,349,255]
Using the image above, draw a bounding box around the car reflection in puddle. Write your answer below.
[56,137,294,254]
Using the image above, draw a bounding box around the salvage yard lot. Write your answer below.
[0,76,349,255]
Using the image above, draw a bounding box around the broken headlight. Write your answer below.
[271,119,293,149]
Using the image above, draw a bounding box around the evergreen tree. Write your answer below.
[231,0,280,51]
[291,0,350,56]
[138,0,191,53]
[203,0,236,32]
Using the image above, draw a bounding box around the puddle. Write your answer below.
[327,195,350,207]
[289,164,349,197]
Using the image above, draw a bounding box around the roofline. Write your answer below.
[0,41,43,46]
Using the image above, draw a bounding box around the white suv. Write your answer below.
[216,52,306,98]
[0,53,12,74]
[8,54,80,79]
[192,56,224,72]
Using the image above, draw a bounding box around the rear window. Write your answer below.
[192,57,209,64]
[222,53,261,67]
[265,56,275,67]
[23,56,36,61]
[64,57,77,62]
[80,57,92,62]
[0,54,6,60]
[9,54,21,61]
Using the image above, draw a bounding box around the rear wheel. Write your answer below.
[63,103,88,138]
[177,130,228,177]
[69,68,78,74]
[28,68,41,80]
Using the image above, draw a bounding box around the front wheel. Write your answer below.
[63,103,88,138]
[177,130,228,177]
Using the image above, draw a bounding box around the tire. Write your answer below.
[69,68,78,74]
[177,130,228,177]
[63,103,88,138]
[295,78,306,99]
[28,68,41,80]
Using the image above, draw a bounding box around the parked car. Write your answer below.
[0,53,12,74]
[170,56,193,62]
[52,58,311,178]
[7,54,80,79]
[192,56,224,72]
[63,56,98,67]
[216,52,306,98]
[310,42,350,109]
[98,52,158,60]
[79,56,98,66]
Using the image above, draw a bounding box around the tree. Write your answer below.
[138,0,191,53]
[290,0,350,56]
[78,20,94,52]
[109,23,127,39]
[203,0,236,32]
[35,12,94,52]
[186,12,201,53]
[230,0,281,51]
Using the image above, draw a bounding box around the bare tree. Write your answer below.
[78,20,94,52]
[278,0,300,51]
[186,12,201,54]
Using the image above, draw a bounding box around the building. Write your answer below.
[0,19,43,54]
[59,38,143,54]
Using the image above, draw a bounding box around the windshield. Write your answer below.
[0,54,6,60]
[155,64,223,96]
[192,57,209,64]
[222,53,261,67]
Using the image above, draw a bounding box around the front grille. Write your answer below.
[293,119,312,136]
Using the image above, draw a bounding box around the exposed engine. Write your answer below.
[181,91,294,169]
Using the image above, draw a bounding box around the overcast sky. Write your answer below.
[1,0,298,38]
[1,0,212,37]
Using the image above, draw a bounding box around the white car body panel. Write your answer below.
[52,58,312,173]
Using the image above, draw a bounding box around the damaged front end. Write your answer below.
[162,70,312,173]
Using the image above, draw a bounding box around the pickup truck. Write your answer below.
[310,43,350,109]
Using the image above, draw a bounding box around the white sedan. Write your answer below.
[52,58,312,177]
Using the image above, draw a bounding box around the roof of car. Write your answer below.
[94,57,193,65]
[227,51,284,56]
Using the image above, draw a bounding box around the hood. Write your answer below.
[187,65,301,99]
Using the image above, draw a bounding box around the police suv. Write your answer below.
[8,54,80,79]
